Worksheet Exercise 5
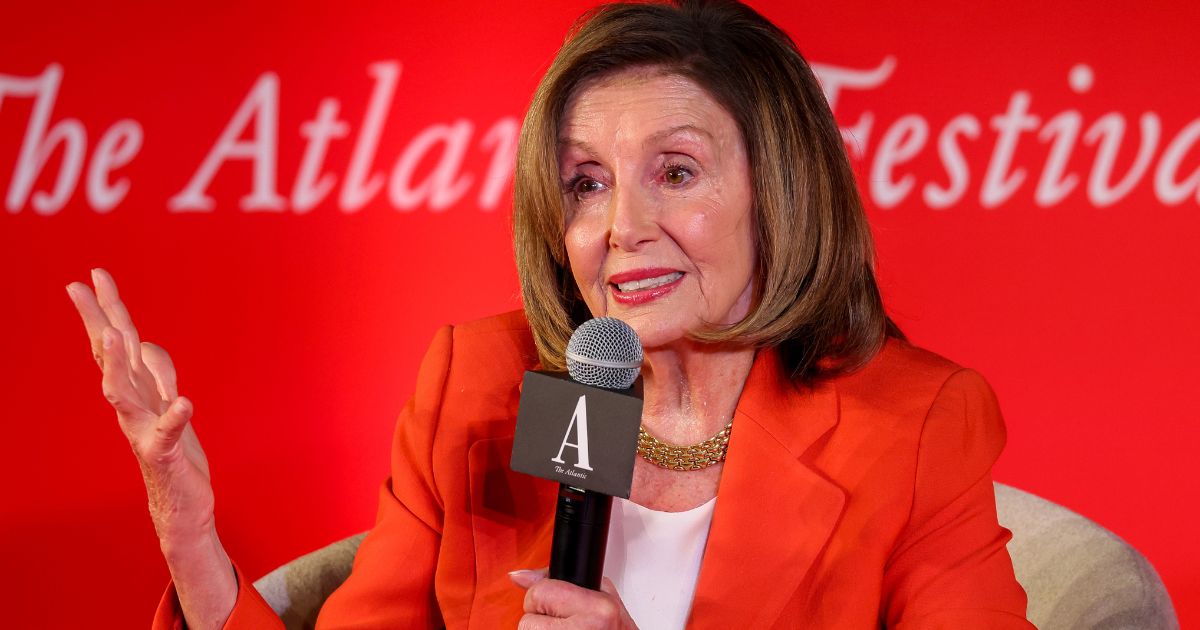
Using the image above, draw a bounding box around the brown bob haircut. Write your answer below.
[513,0,899,384]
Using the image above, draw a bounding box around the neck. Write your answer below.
[639,339,756,444]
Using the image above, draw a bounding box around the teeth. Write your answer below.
[616,272,683,292]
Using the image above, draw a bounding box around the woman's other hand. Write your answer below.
[67,268,210,539]
[510,569,639,629]
[66,268,236,630]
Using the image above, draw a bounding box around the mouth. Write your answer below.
[608,269,685,305]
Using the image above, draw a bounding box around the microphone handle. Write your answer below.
[549,484,613,589]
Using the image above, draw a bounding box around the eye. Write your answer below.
[662,163,694,187]
[564,174,606,199]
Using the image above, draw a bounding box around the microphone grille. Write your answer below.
[565,317,643,389]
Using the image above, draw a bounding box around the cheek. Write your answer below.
[727,219,757,302]
[564,218,607,290]
[678,201,751,269]
[717,181,756,277]
[681,200,755,302]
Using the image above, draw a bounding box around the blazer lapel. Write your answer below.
[467,434,557,627]
[688,349,847,628]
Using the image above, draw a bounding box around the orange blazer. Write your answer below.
[154,311,1033,629]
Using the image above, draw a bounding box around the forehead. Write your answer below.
[558,69,739,150]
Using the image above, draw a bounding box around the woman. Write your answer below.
[67,1,1033,628]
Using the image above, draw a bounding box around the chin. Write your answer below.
[616,314,691,350]
[588,297,703,348]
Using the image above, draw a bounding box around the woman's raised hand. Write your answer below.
[66,268,236,630]
[67,268,213,538]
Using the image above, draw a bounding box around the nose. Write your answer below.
[607,184,658,252]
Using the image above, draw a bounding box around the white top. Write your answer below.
[602,497,717,630]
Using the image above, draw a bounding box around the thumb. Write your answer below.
[508,568,548,589]
[153,396,193,450]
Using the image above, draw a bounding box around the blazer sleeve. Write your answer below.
[150,325,455,629]
[881,368,1036,629]
[151,562,281,629]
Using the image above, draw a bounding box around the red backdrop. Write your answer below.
[2,1,1198,627]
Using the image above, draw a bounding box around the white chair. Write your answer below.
[253,483,1179,629]
[254,531,365,629]
[994,483,1178,629]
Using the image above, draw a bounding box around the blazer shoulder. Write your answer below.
[452,309,533,339]
[441,309,539,386]
[833,337,987,424]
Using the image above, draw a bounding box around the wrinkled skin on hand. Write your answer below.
[510,569,640,630]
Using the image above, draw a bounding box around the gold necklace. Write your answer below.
[637,422,734,471]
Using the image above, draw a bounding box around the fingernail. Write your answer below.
[65,284,76,301]
[507,569,546,588]
[90,268,99,283]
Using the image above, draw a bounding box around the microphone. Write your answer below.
[564,317,643,391]
[509,317,643,590]
[552,318,642,588]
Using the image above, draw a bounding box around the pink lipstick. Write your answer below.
[608,268,685,306]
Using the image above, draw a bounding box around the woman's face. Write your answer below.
[559,69,756,349]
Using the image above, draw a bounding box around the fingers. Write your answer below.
[90,268,161,398]
[513,571,635,629]
[520,576,621,621]
[517,615,565,630]
[102,327,193,458]
[153,396,194,455]
[100,327,152,422]
[91,268,133,333]
[141,341,179,403]
[92,269,144,365]
[66,281,113,369]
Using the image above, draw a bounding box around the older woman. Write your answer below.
[68,1,1032,628]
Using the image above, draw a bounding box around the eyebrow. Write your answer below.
[558,124,715,157]
[644,124,714,147]
[557,136,596,156]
